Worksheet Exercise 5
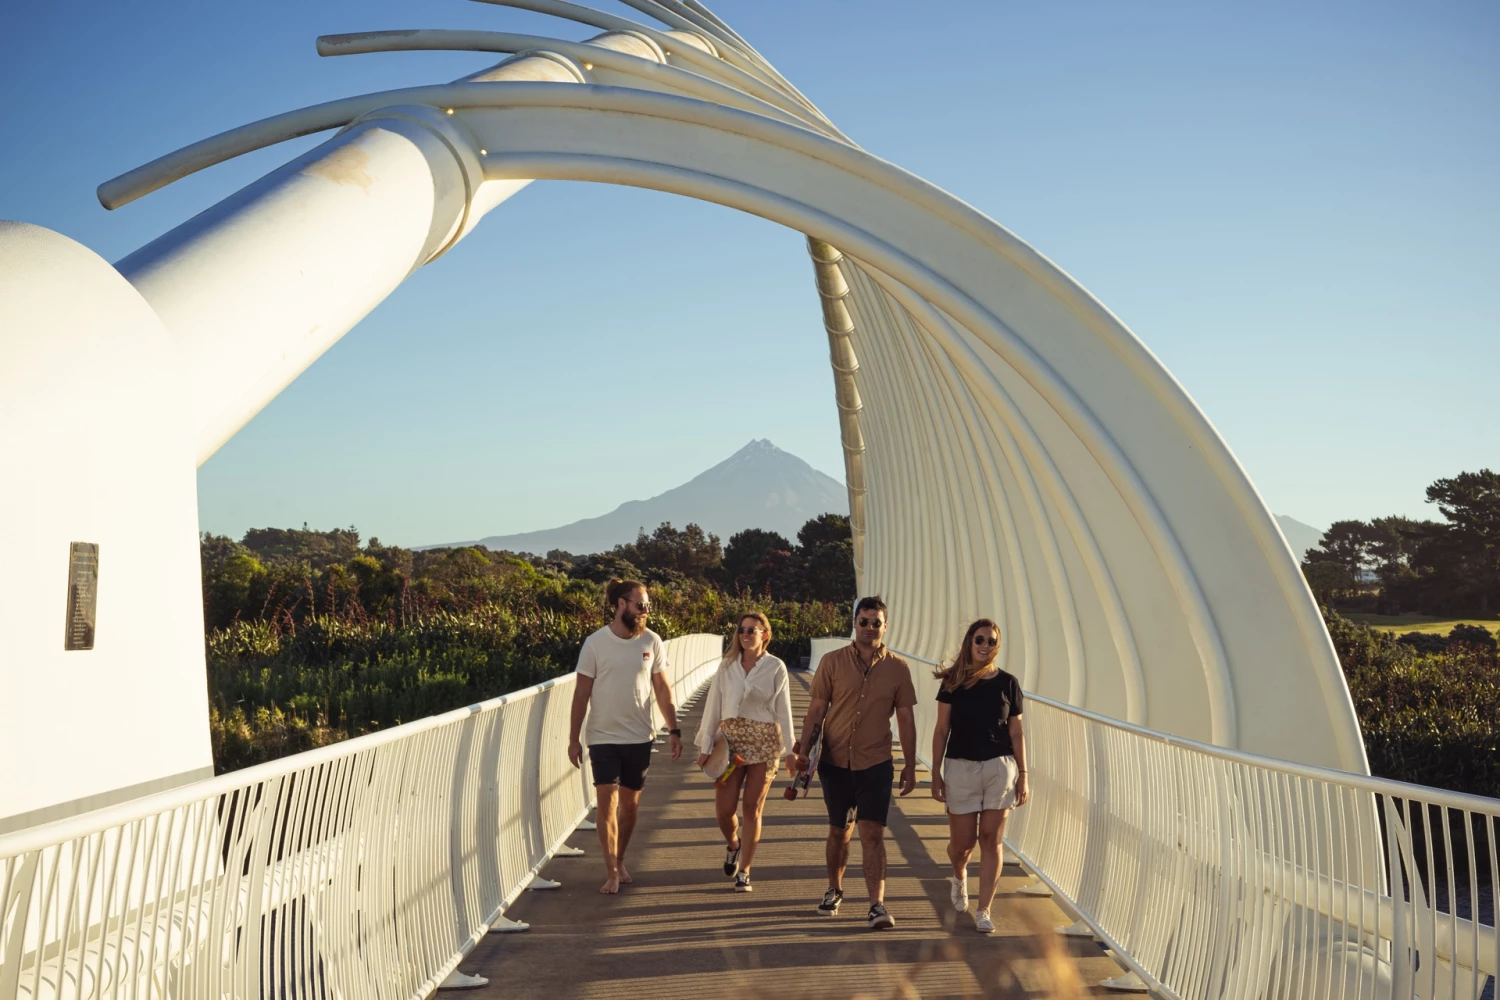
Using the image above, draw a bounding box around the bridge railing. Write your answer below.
[895,648,1497,1000]
[652,633,725,733]
[0,633,723,1000]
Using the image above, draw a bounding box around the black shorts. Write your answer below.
[819,757,894,829]
[589,741,653,791]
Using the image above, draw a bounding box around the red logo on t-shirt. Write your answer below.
[643,651,651,660]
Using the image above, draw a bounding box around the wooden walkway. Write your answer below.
[463,671,1125,999]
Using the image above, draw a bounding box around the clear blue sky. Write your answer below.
[2,1,1495,546]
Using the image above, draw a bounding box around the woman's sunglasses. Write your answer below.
[972,635,999,647]
[736,626,764,635]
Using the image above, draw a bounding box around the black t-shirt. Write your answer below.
[936,669,1024,761]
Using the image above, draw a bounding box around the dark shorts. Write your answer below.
[589,741,653,791]
[819,757,894,829]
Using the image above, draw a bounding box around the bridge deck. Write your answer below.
[466,670,1123,999]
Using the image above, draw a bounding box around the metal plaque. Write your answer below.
[64,542,98,651]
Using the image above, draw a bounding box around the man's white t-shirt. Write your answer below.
[576,625,667,745]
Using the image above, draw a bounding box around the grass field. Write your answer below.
[1345,613,1500,635]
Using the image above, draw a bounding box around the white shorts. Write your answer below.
[943,755,1019,814]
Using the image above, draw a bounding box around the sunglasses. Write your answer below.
[972,635,998,647]
[856,617,885,629]
[622,600,650,613]
[736,626,765,635]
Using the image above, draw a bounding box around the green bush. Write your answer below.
[1325,608,1499,798]
[1449,622,1498,650]
[1396,630,1450,654]
[209,703,344,774]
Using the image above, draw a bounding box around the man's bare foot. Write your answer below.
[617,863,633,884]
[599,874,620,894]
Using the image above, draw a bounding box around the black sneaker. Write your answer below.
[734,871,753,892]
[867,902,895,930]
[723,842,741,877]
[816,887,843,916]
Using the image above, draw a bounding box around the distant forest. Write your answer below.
[201,516,854,772]
[1300,468,1500,617]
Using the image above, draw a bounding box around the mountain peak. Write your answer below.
[695,438,827,485]
[446,440,848,554]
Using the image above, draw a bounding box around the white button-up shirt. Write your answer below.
[695,653,796,758]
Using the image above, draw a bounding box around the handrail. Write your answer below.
[894,645,1499,998]
[0,633,724,1000]
[893,647,1500,815]
[0,675,557,859]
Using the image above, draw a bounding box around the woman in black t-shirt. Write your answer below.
[930,618,1029,934]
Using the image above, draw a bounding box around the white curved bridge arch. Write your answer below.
[100,10,1361,771]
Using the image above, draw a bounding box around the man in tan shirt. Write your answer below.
[791,596,918,929]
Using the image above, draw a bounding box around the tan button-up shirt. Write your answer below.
[809,643,917,770]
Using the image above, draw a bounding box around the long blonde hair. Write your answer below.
[723,610,773,666]
[934,619,1001,693]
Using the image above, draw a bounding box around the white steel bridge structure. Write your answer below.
[0,3,1495,998]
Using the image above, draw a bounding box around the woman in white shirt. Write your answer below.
[694,611,797,892]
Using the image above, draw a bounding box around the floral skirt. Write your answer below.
[719,718,784,768]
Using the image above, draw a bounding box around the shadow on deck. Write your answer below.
[464,670,1127,999]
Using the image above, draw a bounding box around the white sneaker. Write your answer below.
[975,909,994,934]
[949,875,968,913]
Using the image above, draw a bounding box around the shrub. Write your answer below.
[1348,644,1499,797]
[1396,631,1450,654]
[209,704,344,774]
[1448,622,1497,651]
[1326,608,1500,798]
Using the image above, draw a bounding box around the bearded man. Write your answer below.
[568,579,682,894]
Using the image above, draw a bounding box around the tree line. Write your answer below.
[1301,468,1500,615]
[203,514,855,632]
[529,514,857,607]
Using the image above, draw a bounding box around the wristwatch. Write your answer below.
[668,728,681,737]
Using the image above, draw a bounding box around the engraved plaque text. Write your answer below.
[65,542,99,651]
